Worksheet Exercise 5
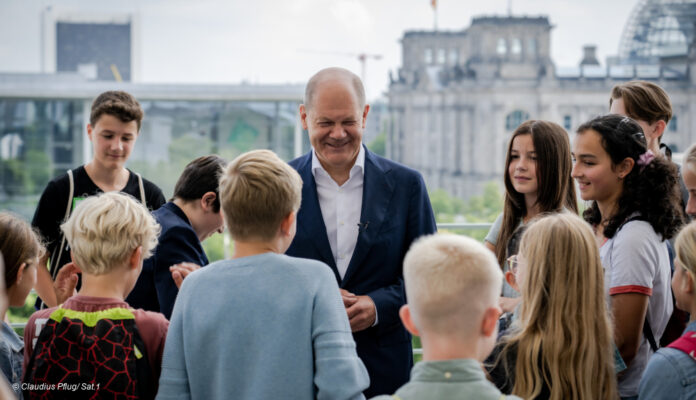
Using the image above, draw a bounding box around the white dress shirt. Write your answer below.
[311,146,365,280]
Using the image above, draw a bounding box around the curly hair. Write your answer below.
[578,114,683,239]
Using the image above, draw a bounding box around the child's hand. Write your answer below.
[170,262,201,289]
[53,262,80,305]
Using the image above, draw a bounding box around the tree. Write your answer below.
[367,132,386,156]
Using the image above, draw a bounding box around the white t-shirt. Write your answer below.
[600,219,672,398]
[485,212,521,299]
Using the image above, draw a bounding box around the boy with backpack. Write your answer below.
[23,192,167,399]
[32,90,166,309]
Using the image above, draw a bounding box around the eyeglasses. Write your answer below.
[507,255,519,273]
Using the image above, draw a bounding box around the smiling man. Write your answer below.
[286,67,437,397]
[32,91,166,308]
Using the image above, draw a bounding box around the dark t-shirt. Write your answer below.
[32,166,165,284]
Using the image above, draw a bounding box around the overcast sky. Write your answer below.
[0,0,640,100]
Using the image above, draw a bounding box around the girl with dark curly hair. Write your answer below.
[572,114,684,399]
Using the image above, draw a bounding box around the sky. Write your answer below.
[0,0,641,101]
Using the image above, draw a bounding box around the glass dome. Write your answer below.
[618,0,696,60]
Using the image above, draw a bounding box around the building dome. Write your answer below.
[618,0,696,61]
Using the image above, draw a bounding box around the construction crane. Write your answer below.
[297,49,382,84]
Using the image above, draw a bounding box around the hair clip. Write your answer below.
[637,150,655,172]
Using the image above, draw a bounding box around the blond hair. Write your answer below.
[683,143,696,174]
[500,213,616,400]
[676,220,696,281]
[403,233,502,335]
[219,149,302,241]
[61,192,159,275]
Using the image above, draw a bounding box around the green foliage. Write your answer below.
[8,292,37,323]
[429,182,502,223]
[431,181,503,241]
[461,181,504,223]
[169,135,214,167]
[228,120,260,153]
[0,146,52,196]
[1,158,33,195]
[26,150,52,189]
[429,189,466,222]
[202,232,226,262]
[412,336,423,363]
[0,151,51,196]
[367,132,386,156]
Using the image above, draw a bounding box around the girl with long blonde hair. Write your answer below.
[487,212,617,400]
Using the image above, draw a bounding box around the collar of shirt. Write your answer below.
[311,144,365,185]
[1,321,23,353]
[410,359,487,383]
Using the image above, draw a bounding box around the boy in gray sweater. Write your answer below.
[157,150,369,400]
[372,234,520,400]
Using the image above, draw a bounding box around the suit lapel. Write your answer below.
[341,149,393,287]
[295,153,340,281]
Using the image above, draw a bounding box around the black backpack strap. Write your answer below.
[644,317,659,353]
[618,215,660,353]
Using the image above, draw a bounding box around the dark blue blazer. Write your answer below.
[127,202,209,319]
[286,147,437,397]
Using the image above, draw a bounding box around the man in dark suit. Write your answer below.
[286,67,437,397]
[127,155,227,318]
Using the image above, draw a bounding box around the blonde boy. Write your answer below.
[23,192,167,399]
[157,149,368,400]
[374,234,520,400]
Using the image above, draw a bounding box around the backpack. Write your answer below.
[37,170,147,310]
[24,306,154,400]
[666,330,696,362]
[50,170,147,283]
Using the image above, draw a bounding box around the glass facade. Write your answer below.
[0,97,303,220]
[0,99,84,218]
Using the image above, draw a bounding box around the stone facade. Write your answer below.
[387,15,696,199]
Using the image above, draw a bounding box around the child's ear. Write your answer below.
[617,157,635,179]
[399,305,420,336]
[481,306,501,338]
[14,262,27,285]
[280,211,296,237]
[200,192,217,212]
[684,270,695,294]
[505,271,519,293]
[128,246,143,270]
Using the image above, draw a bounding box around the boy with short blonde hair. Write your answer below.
[157,149,368,400]
[23,192,168,399]
[374,233,521,400]
[220,149,302,240]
